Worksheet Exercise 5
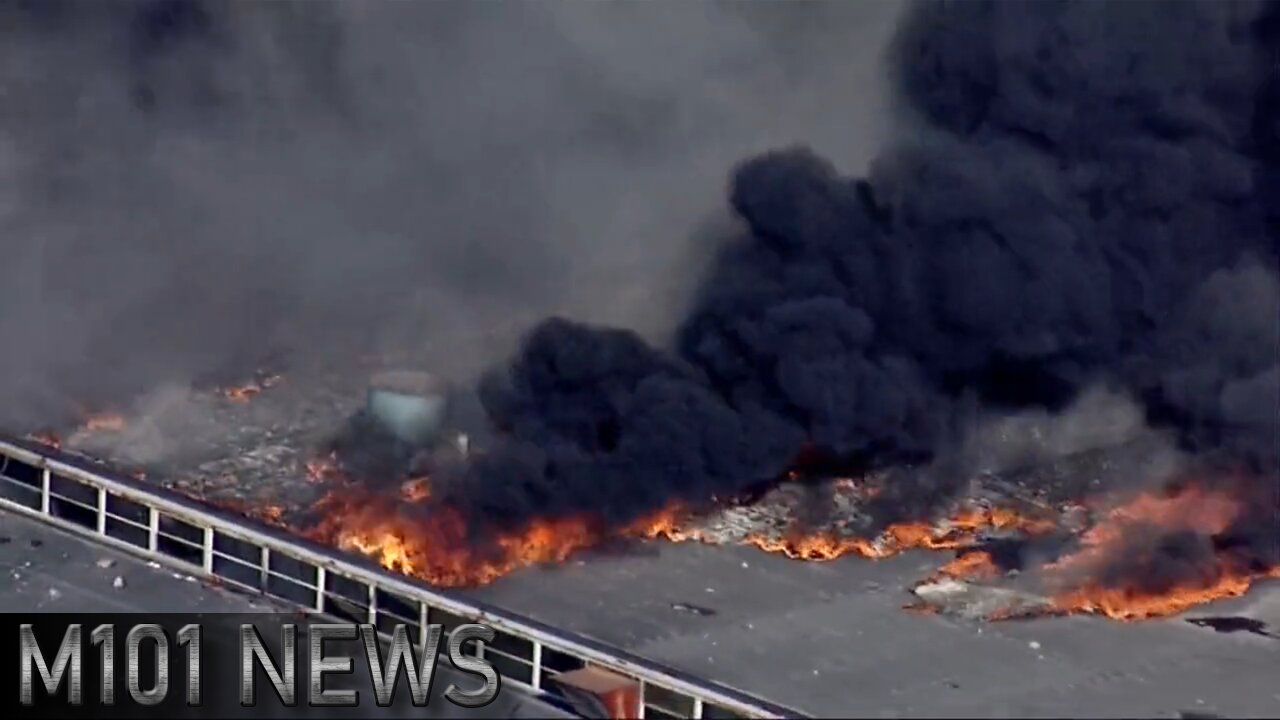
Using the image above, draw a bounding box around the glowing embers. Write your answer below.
[221,373,283,403]
[27,410,129,449]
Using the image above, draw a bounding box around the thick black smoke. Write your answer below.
[445,0,1279,536]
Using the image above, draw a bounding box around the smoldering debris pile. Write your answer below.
[44,369,366,510]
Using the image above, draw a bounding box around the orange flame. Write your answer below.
[933,550,1001,581]
[28,431,62,449]
[1042,485,1279,621]
[305,484,604,587]
[197,433,1275,624]
[25,411,125,449]
[307,487,1062,590]
[222,374,282,403]
[256,504,288,526]
[210,496,289,528]
[1051,567,1280,621]
[305,453,341,483]
[640,504,1056,561]
[307,478,1278,622]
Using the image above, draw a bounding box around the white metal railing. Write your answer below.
[0,438,796,720]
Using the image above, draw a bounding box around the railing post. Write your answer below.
[531,641,542,691]
[202,527,214,574]
[260,547,270,591]
[39,468,50,514]
[367,583,378,625]
[96,487,107,535]
[315,567,327,613]
[693,697,704,719]
[147,508,159,552]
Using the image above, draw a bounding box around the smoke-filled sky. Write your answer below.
[0,0,904,427]
[447,0,1280,534]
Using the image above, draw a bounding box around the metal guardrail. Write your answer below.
[0,437,798,720]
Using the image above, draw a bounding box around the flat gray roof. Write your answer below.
[459,539,1280,718]
[0,504,275,615]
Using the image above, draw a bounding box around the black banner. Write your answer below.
[3,613,550,720]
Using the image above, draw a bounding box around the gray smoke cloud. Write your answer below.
[0,0,904,428]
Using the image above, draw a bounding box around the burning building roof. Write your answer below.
[299,0,1280,628]
[30,375,1278,626]
[23,404,1280,717]
[7,0,1280,715]
[19,0,1280,627]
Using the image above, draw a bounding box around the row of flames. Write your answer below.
[288,453,1280,621]
[27,394,1280,623]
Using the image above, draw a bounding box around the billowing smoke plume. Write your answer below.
[447,0,1279,538]
[0,0,902,429]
